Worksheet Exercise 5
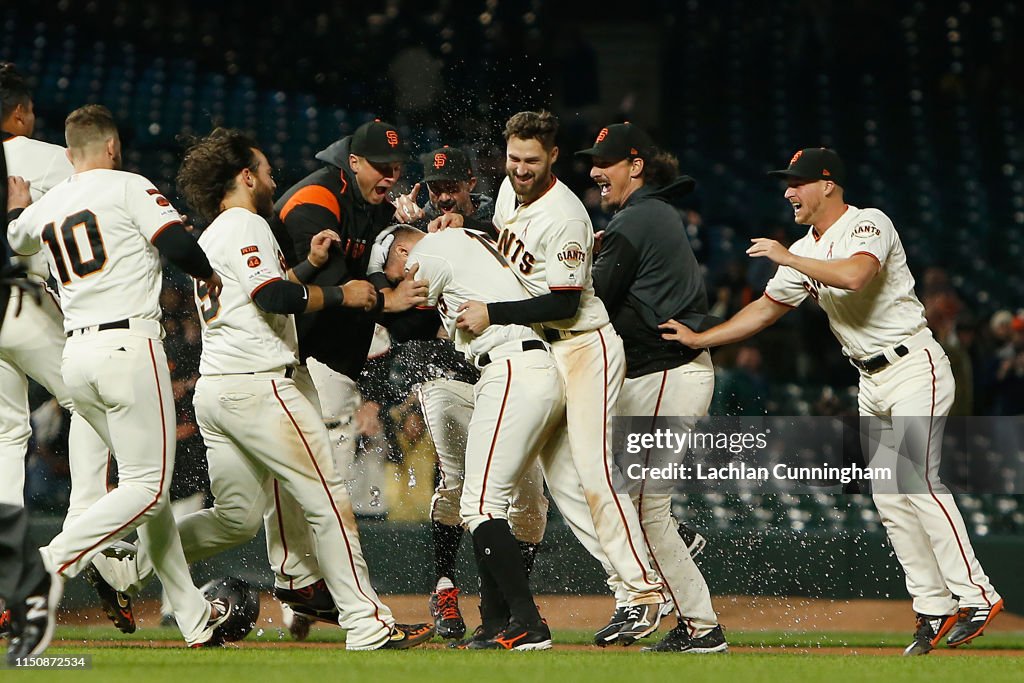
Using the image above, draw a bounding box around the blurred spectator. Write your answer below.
[384,395,435,522]
[709,259,753,319]
[992,334,1024,416]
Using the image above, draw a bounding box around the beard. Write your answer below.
[254,185,275,218]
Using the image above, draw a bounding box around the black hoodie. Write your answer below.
[592,176,717,378]
[270,136,403,378]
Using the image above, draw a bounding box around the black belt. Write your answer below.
[245,367,295,379]
[850,345,909,373]
[543,328,584,343]
[66,318,130,337]
[478,340,547,367]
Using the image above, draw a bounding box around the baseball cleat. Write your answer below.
[677,522,706,559]
[902,612,958,656]
[449,620,507,649]
[274,579,340,625]
[467,619,552,651]
[615,602,665,645]
[428,587,466,639]
[378,622,435,650]
[189,598,233,648]
[280,602,311,641]
[593,605,630,646]
[81,563,136,634]
[946,599,1004,648]
[6,568,64,665]
[641,623,728,653]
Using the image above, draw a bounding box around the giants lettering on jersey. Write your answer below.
[803,278,821,301]
[496,228,535,275]
[344,238,367,259]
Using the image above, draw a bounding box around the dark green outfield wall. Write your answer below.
[33,517,1022,614]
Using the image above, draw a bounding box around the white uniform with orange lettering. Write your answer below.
[407,229,563,532]
[764,204,1001,616]
[6,168,213,645]
[0,135,107,510]
[491,176,663,605]
[189,207,395,649]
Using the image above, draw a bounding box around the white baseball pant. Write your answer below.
[0,289,108,508]
[40,322,212,645]
[614,352,719,636]
[458,345,563,534]
[192,369,395,649]
[539,324,664,606]
[861,337,1001,616]
[417,378,548,543]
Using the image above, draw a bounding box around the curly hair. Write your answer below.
[0,62,31,122]
[177,128,259,222]
[641,149,680,188]
[503,110,559,150]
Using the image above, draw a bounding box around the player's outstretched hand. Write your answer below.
[201,272,223,301]
[427,212,464,233]
[455,300,490,335]
[659,319,701,348]
[383,263,428,312]
[7,176,32,212]
[308,230,341,268]
[746,238,791,265]
[342,280,378,311]
[393,183,425,224]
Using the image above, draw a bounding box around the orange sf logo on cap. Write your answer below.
[386,130,399,147]
[789,149,803,166]
[434,153,446,169]
[596,128,609,143]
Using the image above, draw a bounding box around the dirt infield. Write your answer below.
[62,593,1024,657]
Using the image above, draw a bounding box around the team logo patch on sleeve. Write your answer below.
[851,222,881,239]
[556,241,586,270]
[241,245,259,255]
[247,256,262,268]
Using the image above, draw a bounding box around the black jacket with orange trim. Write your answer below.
[271,136,403,378]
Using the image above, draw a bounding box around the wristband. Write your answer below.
[321,285,345,308]
[292,258,320,283]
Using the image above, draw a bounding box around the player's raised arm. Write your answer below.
[660,294,791,349]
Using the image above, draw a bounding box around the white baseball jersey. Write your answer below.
[763,205,927,359]
[407,228,542,362]
[491,176,610,331]
[195,207,299,375]
[3,134,74,279]
[7,169,181,331]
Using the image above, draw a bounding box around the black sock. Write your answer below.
[473,519,541,626]
[517,540,541,577]
[471,529,510,627]
[432,520,464,584]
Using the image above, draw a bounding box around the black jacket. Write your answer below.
[592,176,716,378]
[271,137,404,378]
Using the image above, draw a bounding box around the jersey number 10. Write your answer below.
[40,210,108,284]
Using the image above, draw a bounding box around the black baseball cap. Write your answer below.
[350,119,409,164]
[768,147,847,187]
[575,122,655,162]
[422,146,473,183]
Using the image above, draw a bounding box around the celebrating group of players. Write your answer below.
[1,54,1004,661]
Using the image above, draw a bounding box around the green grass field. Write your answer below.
[5,626,1021,683]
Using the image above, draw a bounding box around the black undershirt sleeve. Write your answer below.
[487,289,582,326]
[252,279,309,314]
[152,222,214,279]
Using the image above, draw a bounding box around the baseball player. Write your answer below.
[6,105,231,647]
[454,110,666,644]
[0,249,61,663]
[174,127,432,650]
[383,225,561,650]
[581,122,726,653]
[263,120,429,622]
[660,147,1003,656]
[380,145,545,639]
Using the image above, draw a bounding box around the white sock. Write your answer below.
[435,576,455,592]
